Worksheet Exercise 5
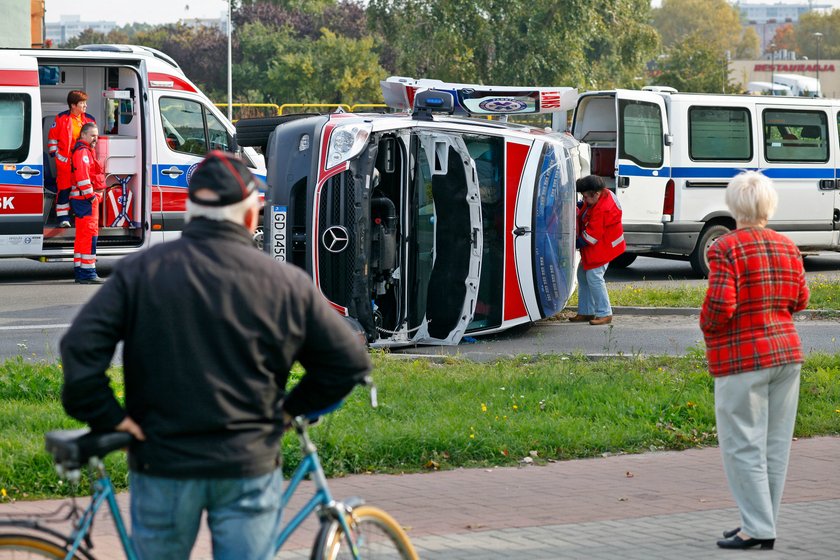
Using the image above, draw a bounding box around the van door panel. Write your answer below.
[614,90,670,246]
[758,104,834,245]
[0,59,44,256]
[413,132,482,345]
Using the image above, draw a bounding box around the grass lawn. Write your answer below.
[1,351,838,501]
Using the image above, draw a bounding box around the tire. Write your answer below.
[610,252,637,269]
[311,505,418,560]
[236,115,315,148]
[0,532,81,559]
[689,224,731,278]
[252,225,264,251]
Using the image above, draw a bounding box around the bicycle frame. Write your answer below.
[63,462,137,560]
[274,420,361,558]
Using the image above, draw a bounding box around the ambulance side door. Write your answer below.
[0,57,44,257]
[614,90,670,249]
[150,88,234,238]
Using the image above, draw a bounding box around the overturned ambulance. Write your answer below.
[238,78,589,346]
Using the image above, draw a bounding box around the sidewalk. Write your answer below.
[1,437,837,558]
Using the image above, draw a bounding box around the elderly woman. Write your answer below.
[700,171,809,551]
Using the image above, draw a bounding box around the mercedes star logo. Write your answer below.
[322,225,350,253]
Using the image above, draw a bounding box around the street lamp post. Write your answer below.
[814,32,823,97]
[770,42,776,93]
[227,0,233,122]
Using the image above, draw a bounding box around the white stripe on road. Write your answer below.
[0,324,71,331]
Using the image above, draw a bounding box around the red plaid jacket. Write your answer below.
[700,227,809,377]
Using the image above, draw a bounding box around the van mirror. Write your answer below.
[664,133,673,146]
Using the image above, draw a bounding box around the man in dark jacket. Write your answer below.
[60,151,371,560]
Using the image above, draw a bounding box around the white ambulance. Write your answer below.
[571,87,840,275]
[0,45,262,260]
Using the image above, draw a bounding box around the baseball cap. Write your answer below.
[188,151,259,207]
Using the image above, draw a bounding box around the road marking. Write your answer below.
[0,324,71,331]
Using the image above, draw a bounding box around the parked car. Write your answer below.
[237,79,589,346]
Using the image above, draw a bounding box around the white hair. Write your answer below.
[725,171,778,225]
[186,190,260,225]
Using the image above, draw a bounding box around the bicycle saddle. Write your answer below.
[45,429,133,469]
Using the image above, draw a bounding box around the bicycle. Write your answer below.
[0,409,418,559]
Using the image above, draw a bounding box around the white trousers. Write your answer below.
[714,364,801,539]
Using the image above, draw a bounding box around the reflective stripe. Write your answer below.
[582,231,598,245]
[47,139,58,146]
[74,253,82,259]
[611,234,625,248]
[80,262,96,269]
[55,153,68,163]
[77,179,92,187]
[79,187,93,196]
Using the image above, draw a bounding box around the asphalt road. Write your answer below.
[0,255,838,362]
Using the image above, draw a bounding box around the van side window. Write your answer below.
[763,109,829,163]
[159,97,233,156]
[618,100,663,167]
[0,93,31,164]
[689,107,752,161]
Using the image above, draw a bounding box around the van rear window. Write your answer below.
[689,107,752,161]
[618,100,662,167]
[0,93,30,164]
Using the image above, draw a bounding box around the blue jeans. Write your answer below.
[576,263,611,317]
[130,469,283,560]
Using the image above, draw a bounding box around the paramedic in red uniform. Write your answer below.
[48,90,96,228]
[70,123,106,284]
[570,175,625,325]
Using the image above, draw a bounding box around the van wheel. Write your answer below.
[690,224,730,277]
[610,252,637,269]
[252,226,264,251]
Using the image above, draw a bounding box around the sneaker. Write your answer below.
[58,220,72,228]
[568,314,595,322]
[75,276,106,285]
[589,316,613,325]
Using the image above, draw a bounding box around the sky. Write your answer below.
[44,0,230,26]
[44,0,840,26]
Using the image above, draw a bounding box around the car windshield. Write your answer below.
[408,146,435,332]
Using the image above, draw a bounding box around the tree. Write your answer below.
[367,0,658,89]
[655,34,739,93]
[736,27,760,60]
[772,23,797,53]
[652,0,743,54]
[797,9,840,61]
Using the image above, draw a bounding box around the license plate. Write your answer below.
[271,205,287,262]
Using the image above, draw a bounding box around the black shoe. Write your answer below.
[716,535,775,550]
[723,527,740,539]
[75,276,105,285]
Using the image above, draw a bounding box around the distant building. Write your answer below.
[730,58,839,98]
[46,15,117,46]
[739,2,832,52]
[181,13,229,34]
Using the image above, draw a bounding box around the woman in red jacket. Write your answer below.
[701,171,809,551]
[570,175,625,325]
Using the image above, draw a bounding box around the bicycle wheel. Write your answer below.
[0,532,82,559]
[312,505,418,560]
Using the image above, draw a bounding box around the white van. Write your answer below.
[571,87,840,275]
[0,45,262,260]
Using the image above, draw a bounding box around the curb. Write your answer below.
[586,306,836,319]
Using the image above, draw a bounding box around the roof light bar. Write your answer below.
[381,76,578,117]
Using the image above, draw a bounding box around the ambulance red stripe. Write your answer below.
[0,69,38,87]
[503,142,529,321]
